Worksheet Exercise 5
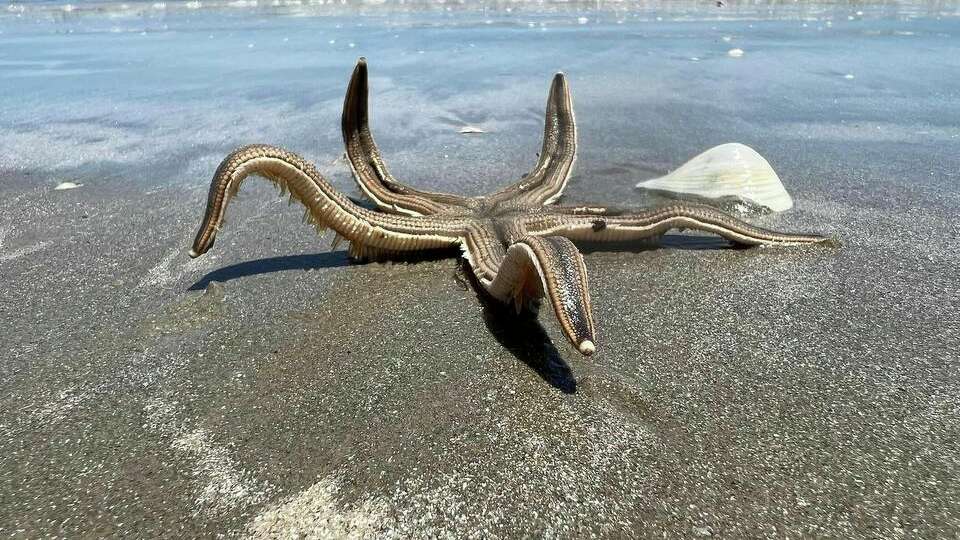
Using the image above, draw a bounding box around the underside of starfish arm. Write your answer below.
[341,58,473,216]
[190,144,467,258]
[462,227,597,356]
[525,203,834,246]
[486,72,577,209]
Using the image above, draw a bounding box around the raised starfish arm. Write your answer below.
[189,144,468,259]
[525,203,832,246]
[485,72,577,208]
[341,58,473,216]
[463,226,597,356]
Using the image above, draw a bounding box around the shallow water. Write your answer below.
[2,1,958,200]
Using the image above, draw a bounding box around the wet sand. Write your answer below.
[2,5,959,538]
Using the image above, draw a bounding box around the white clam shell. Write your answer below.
[635,143,793,212]
[54,181,83,190]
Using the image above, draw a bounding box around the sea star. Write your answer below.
[189,58,830,356]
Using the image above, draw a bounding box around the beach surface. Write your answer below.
[1,2,959,537]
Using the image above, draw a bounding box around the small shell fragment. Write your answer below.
[727,48,745,57]
[636,143,793,212]
[54,181,82,190]
[458,126,486,134]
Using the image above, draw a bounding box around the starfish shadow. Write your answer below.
[188,251,351,290]
[459,263,577,394]
[576,233,741,255]
[188,247,462,290]
[189,251,576,392]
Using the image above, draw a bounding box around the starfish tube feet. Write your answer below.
[191,144,340,258]
[190,144,463,259]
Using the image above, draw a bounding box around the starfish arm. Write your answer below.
[525,203,833,246]
[460,222,507,284]
[342,58,473,216]
[462,227,597,356]
[190,144,468,258]
[486,72,577,208]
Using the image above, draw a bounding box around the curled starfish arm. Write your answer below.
[342,58,473,216]
[487,72,577,208]
[527,203,832,246]
[463,226,597,356]
[190,144,467,258]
